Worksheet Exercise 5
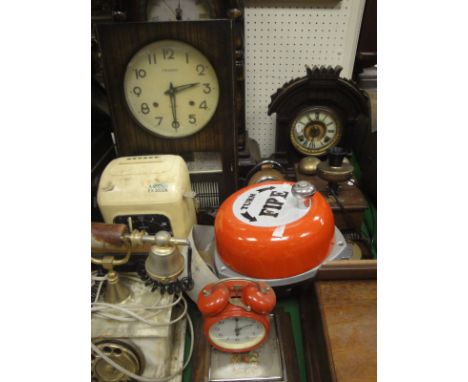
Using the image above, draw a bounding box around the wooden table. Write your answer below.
[316,280,377,382]
[300,261,377,382]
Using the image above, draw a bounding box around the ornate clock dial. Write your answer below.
[208,317,266,351]
[146,0,213,21]
[290,106,342,156]
[124,39,220,138]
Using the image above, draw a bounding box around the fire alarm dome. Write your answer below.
[214,181,350,285]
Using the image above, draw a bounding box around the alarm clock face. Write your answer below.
[209,317,266,351]
[290,106,342,156]
[123,40,220,138]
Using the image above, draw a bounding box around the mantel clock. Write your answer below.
[268,65,370,165]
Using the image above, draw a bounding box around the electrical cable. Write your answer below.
[91,295,195,382]
[94,279,105,303]
[342,166,377,245]
[92,272,107,303]
[329,186,376,258]
[91,296,187,325]
[91,303,194,382]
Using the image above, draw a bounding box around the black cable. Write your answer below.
[328,187,372,252]
[180,245,194,292]
[137,244,194,294]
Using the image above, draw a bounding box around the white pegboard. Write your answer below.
[244,0,366,157]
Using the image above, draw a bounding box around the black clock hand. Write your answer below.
[164,83,200,96]
[165,82,179,130]
[175,0,182,20]
[234,317,240,337]
[237,323,254,332]
[173,82,200,93]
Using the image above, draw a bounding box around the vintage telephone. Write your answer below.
[197,279,276,353]
[91,226,195,382]
[91,154,219,382]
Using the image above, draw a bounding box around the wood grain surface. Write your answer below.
[296,171,368,231]
[316,280,376,382]
[317,260,377,281]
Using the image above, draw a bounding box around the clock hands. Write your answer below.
[175,0,182,20]
[234,321,254,337]
[165,82,179,130]
[164,82,200,95]
[237,323,254,331]
[164,82,200,130]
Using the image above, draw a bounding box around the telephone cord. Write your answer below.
[91,300,194,382]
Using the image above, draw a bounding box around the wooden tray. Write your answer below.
[300,261,376,382]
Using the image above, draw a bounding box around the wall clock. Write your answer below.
[123,39,220,138]
[268,65,370,166]
[96,21,238,205]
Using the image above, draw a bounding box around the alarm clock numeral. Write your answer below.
[163,48,175,60]
[133,86,142,96]
[196,64,206,76]
[188,114,197,124]
[135,69,146,79]
[199,100,208,110]
[185,53,189,64]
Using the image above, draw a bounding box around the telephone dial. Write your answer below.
[197,278,276,353]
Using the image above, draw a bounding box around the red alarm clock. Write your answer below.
[197,279,276,353]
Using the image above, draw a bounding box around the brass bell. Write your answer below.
[145,231,185,284]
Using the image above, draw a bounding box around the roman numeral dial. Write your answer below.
[124,40,220,138]
[290,106,342,155]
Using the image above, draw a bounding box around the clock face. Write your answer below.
[123,39,220,138]
[290,106,342,156]
[208,317,266,351]
[146,0,213,21]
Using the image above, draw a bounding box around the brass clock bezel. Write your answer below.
[289,106,343,156]
[123,39,220,140]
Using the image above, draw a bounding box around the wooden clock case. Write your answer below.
[268,65,371,168]
[96,20,238,202]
